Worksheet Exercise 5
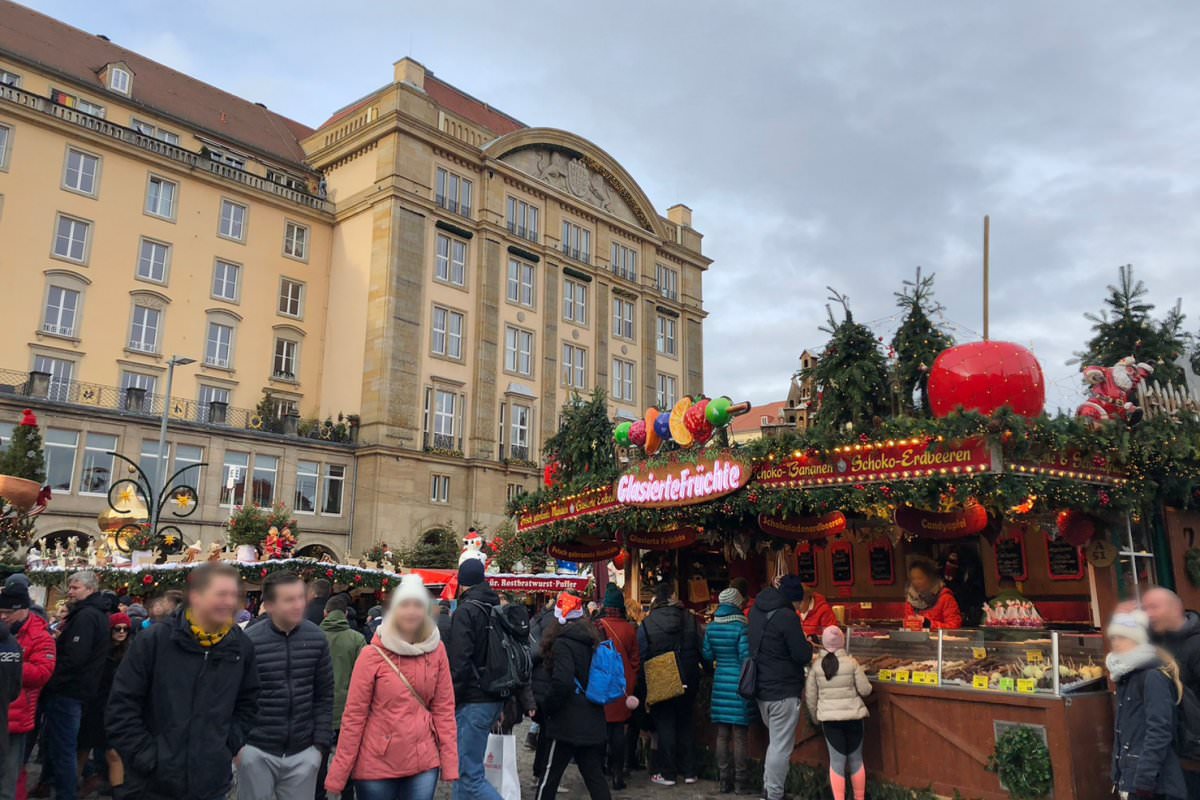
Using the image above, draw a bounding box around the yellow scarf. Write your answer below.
[186,609,232,648]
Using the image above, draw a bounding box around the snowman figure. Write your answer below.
[458,528,489,568]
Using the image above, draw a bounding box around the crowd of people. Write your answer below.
[0,556,1191,800]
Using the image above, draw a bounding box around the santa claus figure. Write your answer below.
[458,527,489,568]
[1076,356,1154,425]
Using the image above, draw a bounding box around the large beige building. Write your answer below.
[0,2,709,558]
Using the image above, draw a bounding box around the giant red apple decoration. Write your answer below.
[928,341,1045,418]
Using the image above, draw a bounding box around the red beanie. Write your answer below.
[110,612,132,629]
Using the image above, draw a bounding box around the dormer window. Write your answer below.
[107,65,131,95]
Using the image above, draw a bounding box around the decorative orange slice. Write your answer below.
[669,396,694,447]
[644,407,662,455]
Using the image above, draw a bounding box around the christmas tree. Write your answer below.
[803,289,891,431]
[0,409,45,482]
[891,267,955,416]
[543,387,617,484]
[1076,264,1186,385]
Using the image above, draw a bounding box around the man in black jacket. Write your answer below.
[747,576,813,800]
[1143,587,1200,795]
[107,562,259,800]
[0,620,22,778]
[304,578,331,626]
[448,558,505,800]
[42,569,110,800]
[243,571,333,800]
[636,582,702,786]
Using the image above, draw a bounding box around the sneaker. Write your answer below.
[684,777,698,785]
[650,774,676,787]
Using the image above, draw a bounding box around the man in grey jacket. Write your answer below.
[241,571,333,800]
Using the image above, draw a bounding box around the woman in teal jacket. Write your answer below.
[702,587,753,794]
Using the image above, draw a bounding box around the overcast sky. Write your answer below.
[26,1,1200,413]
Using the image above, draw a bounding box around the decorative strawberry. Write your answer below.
[629,419,647,448]
[684,399,714,443]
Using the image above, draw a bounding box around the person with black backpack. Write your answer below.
[448,559,528,800]
[1107,609,1188,800]
[637,582,702,787]
[533,592,611,800]
[1143,587,1200,795]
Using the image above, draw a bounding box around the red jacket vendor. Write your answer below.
[904,557,963,630]
[797,591,838,638]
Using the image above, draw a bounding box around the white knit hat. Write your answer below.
[390,574,431,611]
[1106,609,1150,646]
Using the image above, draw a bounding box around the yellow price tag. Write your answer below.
[972,647,987,660]
[894,669,910,684]
[926,672,940,686]
[911,671,926,685]
[1017,678,1037,694]
[972,675,990,690]
[878,669,894,682]
[1026,651,1044,665]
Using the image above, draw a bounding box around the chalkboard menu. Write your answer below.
[830,543,854,585]
[869,542,895,585]
[1047,538,1084,581]
[796,547,817,584]
[995,535,1027,581]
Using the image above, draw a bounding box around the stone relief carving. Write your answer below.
[501,147,643,228]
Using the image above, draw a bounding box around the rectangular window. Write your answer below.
[322,464,345,515]
[43,286,79,337]
[212,260,240,301]
[561,221,591,263]
[561,343,587,390]
[506,196,539,242]
[173,443,203,493]
[139,439,169,489]
[612,358,636,403]
[611,242,638,281]
[208,148,245,170]
[431,306,464,359]
[0,124,10,170]
[272,397,297,419]
[284,221,308,260]
[107,66,131,94]
[656,263,680,301]
[218,199,246,241]
[295,460,319,514]
[136,238,170,283]
[145,175,177,219]
[220,450,249,506]
[205,322,233,368]
[433,390,456,447]
[434,233,467,286]
[122,373,158,415]
[278,278,304,318]
[563,279,588,325]
[53,215,90,262]
[613,298,635,340]
[44,429,78,493]
[63,148,99,195]
[510,403,531,460]
[435,167,473,217]
[128,305,161,353]
[506,259,535,307]
[132,119,179,145]
[657,373,678,409]
[50,89,105,118]
[252,454,278,506]
[506,483,526,502]
[504,326,533,376]
[198,385,229,422]
[79,432,118,495]
[430,474,450,504]
[33,355,73,402]
[0,70,19,87]
[656,315,677,356]
[273,338,298,379]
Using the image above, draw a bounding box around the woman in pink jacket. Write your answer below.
[325,574,458,800]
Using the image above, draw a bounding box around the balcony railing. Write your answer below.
[508,444,530,462]
[423,431,462,453]
[0,367,354,443]
[41,323,75,337]
[127,339,158,354]
[561,245,591,264]
[506,221,538,243]
[435,195,472,219]
[204,355,230,369]
[656,281,679,302]
[0,84,331,212]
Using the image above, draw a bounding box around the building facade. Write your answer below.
[0,3,708,558]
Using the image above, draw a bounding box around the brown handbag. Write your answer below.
[642,623,686,707]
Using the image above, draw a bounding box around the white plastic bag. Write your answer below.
[484,732,521,800]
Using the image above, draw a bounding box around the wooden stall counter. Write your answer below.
[784,682,1113,800]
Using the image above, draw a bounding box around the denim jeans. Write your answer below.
[354,769,439,800]
[452,701,503,800]
[43,694,83,800]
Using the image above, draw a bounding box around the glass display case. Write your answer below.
[847,627,1108,697]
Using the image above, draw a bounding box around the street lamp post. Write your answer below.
[148,355,195,537]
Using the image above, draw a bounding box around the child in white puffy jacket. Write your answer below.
[805,626,871,800]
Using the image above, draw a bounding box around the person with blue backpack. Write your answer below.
[533,592,622,800]
[702,586,754,794]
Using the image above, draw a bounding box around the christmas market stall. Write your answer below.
[507,327,1200,799]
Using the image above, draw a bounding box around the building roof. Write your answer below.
[731,400,788,435]
[0,0,314,167]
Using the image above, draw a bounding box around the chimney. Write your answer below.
[667,204,692,228]
[393,57,426,90]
